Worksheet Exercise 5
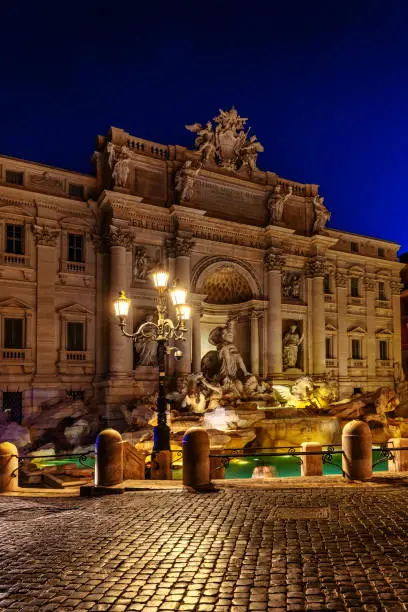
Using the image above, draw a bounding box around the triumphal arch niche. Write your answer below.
[92,104,402,406]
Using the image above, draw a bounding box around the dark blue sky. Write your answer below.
[1,1,407,252]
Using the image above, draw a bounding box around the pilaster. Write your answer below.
[265,249,284,378]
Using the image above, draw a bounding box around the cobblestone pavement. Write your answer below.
[1,488,408,611]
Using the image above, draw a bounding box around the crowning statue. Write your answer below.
[312,195,331,233]
[107,143,131,188]
[268,184,293,225]
[282,324,303,370]
[186,106,263,173]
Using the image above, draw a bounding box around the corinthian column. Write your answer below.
[364,275,376,380]
[308,256,326,376]
[250,310,260,377]
[109,226,134,376]
[173,236,194,375]
[265,250,284,378]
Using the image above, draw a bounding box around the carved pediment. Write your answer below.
[0,204,32,218]
[0,297,32,310]
[348,326,366,336]
[325,323,337,333]
[376,328,393,337]
[57,303,93,316]
[348,265,365,276]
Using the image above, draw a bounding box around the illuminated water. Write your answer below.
[225,449,388,479]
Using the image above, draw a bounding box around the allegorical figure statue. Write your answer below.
[282,324,304,370]
[175,160,197,201]
[240,135,264,173]
[268,184,293,225]
[312,195,331,233]
[134,315,158,366]
[133,247,150,281]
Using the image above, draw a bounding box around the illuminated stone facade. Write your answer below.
[0,110,403,421]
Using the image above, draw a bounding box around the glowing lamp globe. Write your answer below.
[170,285,187,307]
[178,304,191,321]
[152,269,169,291]
[114,290,130,318]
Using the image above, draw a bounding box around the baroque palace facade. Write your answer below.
[0,107,403,421]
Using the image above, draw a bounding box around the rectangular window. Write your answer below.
[4,318,23,349]
[379,340,388,360]
[352,338,361,360]
[325,337,332,359]
[323,275,330,294]
[66,322,84,351]
[68,183,84,199]
[378,247,385,257]
[68,234,84,263]
[5,170,23,186]
[6,224,24,255]
[351,241,359,253]
[350,277,359,297]
[378,281,386,301]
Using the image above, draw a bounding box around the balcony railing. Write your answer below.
[0,348,32,361]
[65,350,89,362]
[61,260,87,274]
[347,358,367,368]
[376,299,390,308]
[348,297,364,305]
[325,358,337,368]
[324,294,335,303]
[376,359,393,369]
[0,253,30,266]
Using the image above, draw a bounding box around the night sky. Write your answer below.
[1,1,407,252]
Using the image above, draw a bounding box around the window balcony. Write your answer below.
[0,253,30,266]
[60,260,87,274]
[325,358,337,368]
[348,297,364,306]
[324,294,335,303]
[57,350,93,374]
[376,359,393,369]
[0,347,34,372]
[347,358,367,369]
[376,299,390,308]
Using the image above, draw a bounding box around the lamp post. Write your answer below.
[113,269,190,453]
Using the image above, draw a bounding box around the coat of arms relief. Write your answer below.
[185,106,264,173]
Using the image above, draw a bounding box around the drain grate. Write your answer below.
[267,506,337,520]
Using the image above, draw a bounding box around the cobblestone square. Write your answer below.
[1,487,408,611]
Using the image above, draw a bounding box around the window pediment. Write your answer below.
[376,328,393,338]
[348,265,364,277]
[58,303,93,316]
[348,326,366,336]
[0,297,32,311]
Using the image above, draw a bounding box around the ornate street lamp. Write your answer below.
[114,269,190,452]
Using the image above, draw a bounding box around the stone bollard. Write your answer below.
[209,449,225,480]
[95,429,123,487]
[183,427,211,489]
[342,420,372,481]
[387,438,408,473]
[301,442,323,477]
[0,442,19,493]
[150,451,171,480]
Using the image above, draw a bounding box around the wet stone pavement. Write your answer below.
[1,488,408,611]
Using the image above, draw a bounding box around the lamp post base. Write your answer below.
[153,423,171,452]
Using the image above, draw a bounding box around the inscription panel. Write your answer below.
[192,177,267,226]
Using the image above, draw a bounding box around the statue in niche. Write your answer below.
[175,160,197,201]
[312,195,331,233]
[134,315,158,366]
[282,273,301,299]
[133,247,150,281]
[282,324,304,370]
[201,318,257,397]
[268,184,293,225]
